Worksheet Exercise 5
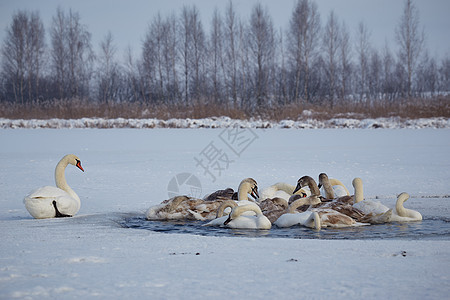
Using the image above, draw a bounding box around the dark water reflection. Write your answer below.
[122,216,450,240]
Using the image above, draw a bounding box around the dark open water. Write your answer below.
[121,215,450,240]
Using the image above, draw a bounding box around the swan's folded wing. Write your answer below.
[25,186,69,200]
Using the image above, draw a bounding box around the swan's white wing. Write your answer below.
[24,186,79,218]
[274,211,313,228]
[25,186,69,199]
[353,200,389,215]
[226,215,271,229]
[332,185,348,197]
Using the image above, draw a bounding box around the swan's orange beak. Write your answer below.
[76,160,84,172]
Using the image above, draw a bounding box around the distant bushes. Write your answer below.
[1,96,448,121]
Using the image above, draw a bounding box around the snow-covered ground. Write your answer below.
[1,128,449,299]
[1,116,450,129]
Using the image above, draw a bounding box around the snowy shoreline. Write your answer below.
[1,116,449,129]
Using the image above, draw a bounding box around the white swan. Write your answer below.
[389,192,422,222]
[351,178,393,224]
[24,154,84,219]
[235,178,259,205]
[203,200,238,227]
[223,203,272,229]
[260,182,310,203]
[274,197,322,229]
[318,173,349,198]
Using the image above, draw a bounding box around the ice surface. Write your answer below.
[0,128,449,299]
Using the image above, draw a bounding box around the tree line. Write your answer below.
[1,0,449,112]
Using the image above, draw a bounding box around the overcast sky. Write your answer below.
[1,0,449,61]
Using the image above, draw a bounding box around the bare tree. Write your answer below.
[416,51,438,97]
[96,32,121,103]
[355,21,371,102]
[322,11,341,106]
[395,0,425,98]
[288,0,321,103]
[224,0,239,107]
[1,10,45,103]
[438,56,450,93]
[381,43,397,100]
[123,46,140,102]
[50,7,94,100]
[368,49,381,100]
[248,3,275,107]
[209,8,225,104]
[339,21,352,101]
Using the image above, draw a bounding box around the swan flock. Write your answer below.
[24,155,423,232]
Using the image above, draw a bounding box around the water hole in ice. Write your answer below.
[121,215,450,240]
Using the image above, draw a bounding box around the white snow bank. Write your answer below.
[1,116,449,129]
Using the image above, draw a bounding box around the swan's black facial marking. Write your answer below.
[293,180,303,194]
[75,159,84,172]
[224,214,232,225]
[250,185,259,199]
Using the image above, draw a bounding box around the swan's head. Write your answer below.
[65,154,84,172]
[223,204,260,225]
[239,178,259,200]
[293,176,313,194]
[397,192,410,203]
[317,173,329,189]
[288,194,307,205]
[352,177,362,188]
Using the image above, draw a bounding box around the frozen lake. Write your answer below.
[1,128,449,299]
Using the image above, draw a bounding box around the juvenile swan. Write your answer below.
[146,178,258,221]
[260,182,310,203]
[317,173,350,199]
[24,154,84,219]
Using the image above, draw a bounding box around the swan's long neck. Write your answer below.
[288,196,320,213]
[352,178,364,203]
[307,179,321,196]
[321,178,335,199]
[216,200,237,218]
[232,204,262,218]
[274,182,295,194]
[306,212,321,230]
[237,182,250,201]
[395,193,410,217]
[55,157,80,202]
